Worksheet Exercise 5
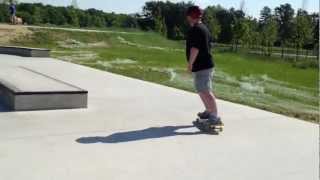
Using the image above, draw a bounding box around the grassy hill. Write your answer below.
[4,25,318,122]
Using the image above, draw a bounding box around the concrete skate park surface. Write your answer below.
[0,54,318,180]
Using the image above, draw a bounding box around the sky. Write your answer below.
[21,0,319,18]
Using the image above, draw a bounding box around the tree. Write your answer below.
[153,4,167,36]
[259,6,272,26]
[250,31,262,50]
[246,18,260,49]
[239,20,250,47]
[77,11,90,27]
[310,13,319,59]
[104,12,117,27]
[261,17,278,56]
[116,14,138,28]
[205,16,221,41]
[258,7,278,56]
[0,3,9,22]
[203,6,221,41]
[51,7,67,25]
[91,16,104,27]
[315,18,319,59]
[156,16,167,36]
[230,9,247,51]
[142,1,193,39]
[293,9,313,60]
[31,5,42,24]
[315,21,319,59]
[259,6,272,24]
[275,4,295,58]
[216,9,234,43]
[64,7,79,27]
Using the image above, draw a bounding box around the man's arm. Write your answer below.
[188,47,199,72]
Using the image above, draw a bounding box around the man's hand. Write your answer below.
[187,63,193,73]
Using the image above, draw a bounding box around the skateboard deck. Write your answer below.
[193,119,224,134]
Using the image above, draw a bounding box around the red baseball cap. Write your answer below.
[186,6,203,19]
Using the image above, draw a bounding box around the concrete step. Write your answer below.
[0,46,50,57]
[0,66,87,111]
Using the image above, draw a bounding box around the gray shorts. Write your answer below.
[192,68,213,93]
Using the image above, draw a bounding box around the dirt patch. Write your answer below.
[0,24,32,45]
[58,39,110,49]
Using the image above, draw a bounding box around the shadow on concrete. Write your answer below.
[76,125,208,144]
[0,101,10,113]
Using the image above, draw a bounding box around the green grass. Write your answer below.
[8,27,319,122]
[215,53,318,89]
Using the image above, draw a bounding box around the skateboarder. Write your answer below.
[185,6,223,128]
[9,2,16,25]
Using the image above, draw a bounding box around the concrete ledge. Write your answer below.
[0,46,50,57]
[0,66,87,111]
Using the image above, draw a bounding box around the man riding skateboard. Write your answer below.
[185,6,223,130]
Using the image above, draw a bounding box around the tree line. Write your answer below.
[0,3,139,28]
[142,1,319,59]
[0,1,318,59]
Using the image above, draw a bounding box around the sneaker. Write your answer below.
[197,111,210,119]
[207,115,224,127]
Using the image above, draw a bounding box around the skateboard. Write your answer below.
[193,119,224,134]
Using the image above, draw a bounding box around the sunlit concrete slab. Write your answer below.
[0,54,317,180]
[0,46,50,57]
[0,65,87,111]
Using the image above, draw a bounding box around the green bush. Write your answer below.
[292,60,319,69]
[0,4,9,23]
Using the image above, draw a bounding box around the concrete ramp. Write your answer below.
[0,66,87,111]
[0,46,50,57]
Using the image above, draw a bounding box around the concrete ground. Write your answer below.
[0,54,318,180]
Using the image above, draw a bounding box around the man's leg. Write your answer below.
[199,90,218,117]
[199,92,209,111]
[194,69,217,116]
[11,15,15,24]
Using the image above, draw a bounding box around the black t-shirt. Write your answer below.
[186,23,214,72]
